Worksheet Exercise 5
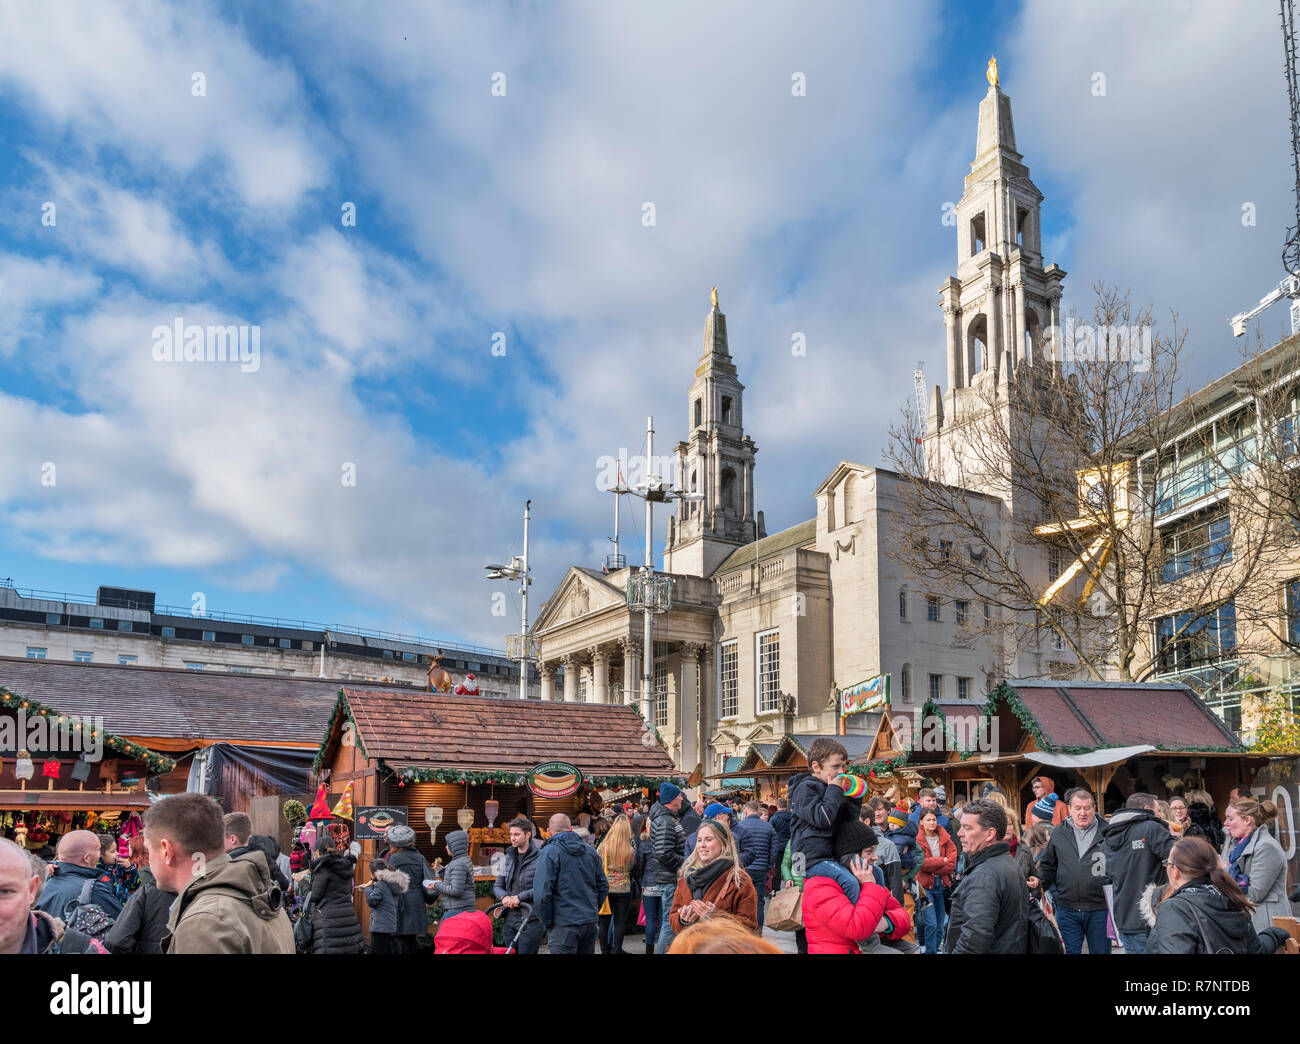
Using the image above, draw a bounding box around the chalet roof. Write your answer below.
[319,687,678,783]
[1000,680,1242,752]
[0,656,398,746]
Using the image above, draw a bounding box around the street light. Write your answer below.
[485,500,535,701]
[617,417,704,726]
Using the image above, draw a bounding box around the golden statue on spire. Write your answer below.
[710,285,719,309]
[987,55,999,89]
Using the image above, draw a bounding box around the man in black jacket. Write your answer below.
[643,784,686,954]
[493,817,542,954]
[222,813,291,894]
[1100,792,1175,954]
[945,798,1028,954]
[1032,787,1109,954]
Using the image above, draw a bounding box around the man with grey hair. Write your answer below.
[944,798,1028,954]
[1032,787,1109,954]
[532,813,608,954]
[36,829,122,921]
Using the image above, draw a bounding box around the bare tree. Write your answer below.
[883,285,1296,686]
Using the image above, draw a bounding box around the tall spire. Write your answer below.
[699,286,736,376]
[973,57,1020,166]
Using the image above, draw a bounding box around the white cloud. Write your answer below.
[0,0,323,208]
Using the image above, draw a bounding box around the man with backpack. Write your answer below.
[146,793,295,954]
[36,830,122,925]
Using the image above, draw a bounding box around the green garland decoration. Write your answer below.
[386,764,685,789]
[0,686,175,774]
[312,690,366,772]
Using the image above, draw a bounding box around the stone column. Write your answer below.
[620,637,641,707]
[539,660,556,701]
[680,643,704,774]
[561,655,577,702]
[1013,284,1026,367]
[590,645,610,704]
[944,305,961,392]
[989,288,1002,375]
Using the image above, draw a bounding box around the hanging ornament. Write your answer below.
[42,759,61,779]
[308,782,332,819]
[330,781,355,820]
[15,750,34,781]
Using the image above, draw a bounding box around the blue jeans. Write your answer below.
[652,883,678,952]
[1056,906,1110,955]
[1118,930,1147,954]
[641,890,662,951]
[806,859,859,903]
[919,884,947,954]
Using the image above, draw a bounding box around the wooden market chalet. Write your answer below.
[857,680,1264,818]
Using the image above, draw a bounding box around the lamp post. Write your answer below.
[619,417,703,728]
[486,500,535,701]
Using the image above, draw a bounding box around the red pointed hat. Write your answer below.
[308,783,332,819]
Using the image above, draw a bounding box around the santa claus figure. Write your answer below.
[452,672,480,696]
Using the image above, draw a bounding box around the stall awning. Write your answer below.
[0,789,152,812]
[1023,744,1155,769]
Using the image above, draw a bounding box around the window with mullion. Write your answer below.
[756,631,780,714]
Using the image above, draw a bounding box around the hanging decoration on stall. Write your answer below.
[42,758,60,779]
[330,781,355,819]
[14,750,34,781]
[354,806,408,840]
[70,755,92,783]
[308,783,332,820]
[526,761,583,799]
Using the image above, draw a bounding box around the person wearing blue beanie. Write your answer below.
[659,783,681,804]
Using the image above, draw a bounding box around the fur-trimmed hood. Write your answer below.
[1139,881,1162,928]
[372,867,410,892]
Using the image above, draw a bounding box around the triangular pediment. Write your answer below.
[532,567,626,633]
[814,460,873,497]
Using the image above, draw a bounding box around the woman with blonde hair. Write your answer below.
[1224,797,1291,932]
[597,814,639,954]
[668,819,758,934]
[669,913,782,953]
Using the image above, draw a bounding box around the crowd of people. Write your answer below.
[1,746,1295,955]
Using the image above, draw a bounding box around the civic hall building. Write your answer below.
[532,69,1076,778]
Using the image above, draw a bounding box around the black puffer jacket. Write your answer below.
[386,846,436,936]
[643,802,685,887]
[1035,818,1107,911]
[310,853,363,954]
[1144,880,1288,955]
[945,842,1028,954]
[102,881,178,954]
[1100,808,1175,934]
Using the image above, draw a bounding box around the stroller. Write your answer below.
[433,901,534,954]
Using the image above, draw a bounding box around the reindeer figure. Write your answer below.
[426,653,454,693]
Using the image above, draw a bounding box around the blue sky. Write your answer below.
[0,0,1291,647]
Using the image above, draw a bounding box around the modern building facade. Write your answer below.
[0,582,543,699]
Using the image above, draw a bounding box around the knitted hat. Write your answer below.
[886,807,908,829]
[1031,793,1059,823]
[933,784,947,804]
[659,782,682,804]
[704,802,731,818]
[386,824,416,848]
[833,819,878,861]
